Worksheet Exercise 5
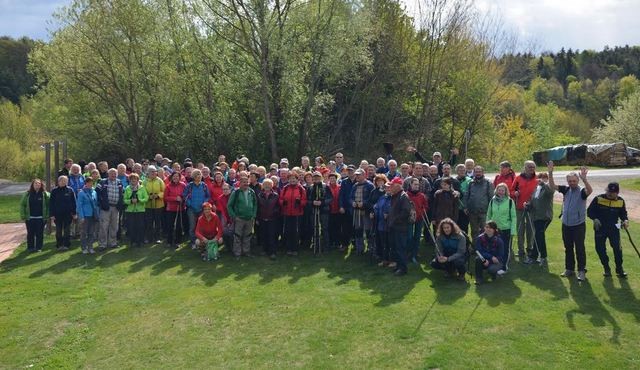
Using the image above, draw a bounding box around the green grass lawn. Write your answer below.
[620,178,640,192]
[1,205,640,368]
[0,195,22,223]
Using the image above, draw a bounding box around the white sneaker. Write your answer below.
[82,249,88,254]
[497,269,507,276]
[538,258,547,265]
[89,248,95,254]
[577,270,586,281]
[191,243,197,250]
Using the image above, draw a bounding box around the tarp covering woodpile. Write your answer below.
[533,143,640,167]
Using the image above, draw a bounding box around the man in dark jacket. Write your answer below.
[50,176,77,251]
[257,179,280,259]
[407,147,458,177]
[308,172,333,253]
[350,169,374,255]
[387,177,413,276]
[588,182,629,277]
[338,165,356,250]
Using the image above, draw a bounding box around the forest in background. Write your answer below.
[1,0,639,180]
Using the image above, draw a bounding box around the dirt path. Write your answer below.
[0,223,26,263]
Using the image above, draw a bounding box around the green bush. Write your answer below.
[0,138,22,179]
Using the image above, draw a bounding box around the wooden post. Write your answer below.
[62,140,68,163]
[44,142,52,234]
[53,141,60,177]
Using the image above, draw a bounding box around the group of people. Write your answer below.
[19,148,630,283]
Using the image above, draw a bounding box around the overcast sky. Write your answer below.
[1,0,639,52]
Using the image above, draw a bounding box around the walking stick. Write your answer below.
[624,227,640,259]
[422,209,437,246]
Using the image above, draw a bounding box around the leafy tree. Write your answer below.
[593,91,640,147]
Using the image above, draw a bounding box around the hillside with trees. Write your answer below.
[0,0,639,174]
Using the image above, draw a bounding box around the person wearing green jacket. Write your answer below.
[123,173,149,247]
[20,179,50,252]
[227,176,258,258]
[486,182,516,272]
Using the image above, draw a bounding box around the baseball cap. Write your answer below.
[433,151,442,157]
[347,165,356,171]
[607,182,620,193]
[312,171,322,177]
[280,158,289,164]
[387,177,403,186]
[354,169,365,175]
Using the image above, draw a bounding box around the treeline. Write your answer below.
[1,0,639,174]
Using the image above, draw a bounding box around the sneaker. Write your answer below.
[191,243,197,250]
[82,249,88,254]
[388,262,397,269]
[89,248,95,254]
[523,257,535,264]
[577,270,586,281]
[202,255,208,262]
[616,268,628,278]
[561,270,575,277]
[538,258,547,266]
[411,257,419,265]
[497,269,507,276]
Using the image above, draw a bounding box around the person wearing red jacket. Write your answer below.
[215,183,234,249]
[327,173,342,250]
[279,172,307,256]
[493,161,515,188]
[209,171,225,201]
[407,177,429,264]
[510,160,538,258]
[195,202,223,261]
[164,172,187,248]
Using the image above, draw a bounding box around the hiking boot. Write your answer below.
[523,257,535,264]
[561,270,575,278]
[616,268,628,278]
[603,267,612,277]
[577,270,586,281]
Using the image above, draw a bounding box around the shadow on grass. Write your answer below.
[475,276,523,307]
[3,238,427,306]
[602,278,640,323]
[566,279,621,344]
[515,263,569,301]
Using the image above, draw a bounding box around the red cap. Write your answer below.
[202,202,213,210]
[387,177,403,186]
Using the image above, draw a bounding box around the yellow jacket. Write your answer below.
[143,177,165,209]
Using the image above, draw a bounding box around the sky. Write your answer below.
[0,0,639,52]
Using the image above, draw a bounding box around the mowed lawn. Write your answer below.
[1,205,640,369]
[0,195,22,223]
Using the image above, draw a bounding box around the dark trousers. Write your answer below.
[26,218,45,251]
[165,211,183,245]
[562,222,586,271]
[390,228,409,273]
[145,208,164,242]
[595,227,623,270]
[328,213,341,247]
[259,219,278,255]
[127,212,146,244]
[340,211,353,247]
[376,230,389,261]
[408,222,423,260]
[457,211,470,235]
[430,257,466,275]
[80,218,98,250]
[530,219,551,259]
[498,230,511,269]
[54,216,72,248]
[475,258,503,281]
[300,208,313,249]
[284,216,301,252]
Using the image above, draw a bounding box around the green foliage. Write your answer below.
[593,91,640,147]
[0,36,37,104]
[0,195,22,223]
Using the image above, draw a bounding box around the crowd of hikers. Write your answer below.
[19,147,630,284]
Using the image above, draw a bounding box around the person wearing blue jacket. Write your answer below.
[68,164,85,239]
[76,177,100,254]
[183,169,211,248]
[374,186,392,266]
[474,221,505,284]
[338,165,356,251]
[350,169,374,255]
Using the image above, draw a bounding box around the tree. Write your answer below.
[593,91,640,147]
[0,36,38,104]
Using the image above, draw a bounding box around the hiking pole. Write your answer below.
[525,209,541,259]
[422,209,437,246]
[623,227,640,259]
[475,250,487,263]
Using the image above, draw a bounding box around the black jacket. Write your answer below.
[387,191,412,232]
[49,186,76,218]
[307,183,333,214]
[96,178,124,211]
[587,194,628,228]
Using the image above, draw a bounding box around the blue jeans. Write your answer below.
[391,228,409,273]
[187,209,202,243]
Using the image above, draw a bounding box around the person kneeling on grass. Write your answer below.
[123,173,149,248]
[195,202,224,261]
[474,221,505,285]
[430,218,467,280]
